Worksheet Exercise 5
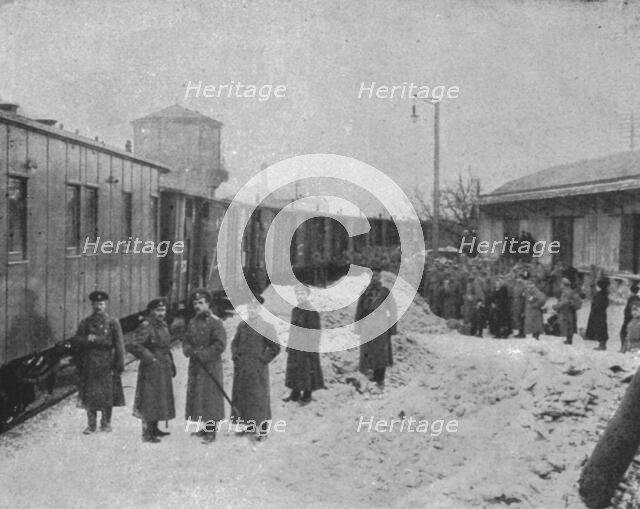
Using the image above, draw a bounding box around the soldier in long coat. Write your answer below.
[231,296,281,441]
[488,277,511,338]
[585,278,610,351]
[73,291,125,434]
[183,289,227,443]
[523,278,546,340]
[284,285,324,404]
[554,278,582,345]
[437,278,460,319]
[356,267,397,390]
[508,273,526,337]
[127,298,176,443]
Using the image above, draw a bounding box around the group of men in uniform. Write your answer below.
[72,265,398,442]
[421,256,584,342]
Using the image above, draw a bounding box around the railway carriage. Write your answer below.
[0,105,170,423]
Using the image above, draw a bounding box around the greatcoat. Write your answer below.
[128,315,176,422]
[508,278,525,332]
[285,306,325,392]
[554,288,582,338]
[585,290,609,343]
[74,312,126,410]
[183,311,227,422]
[231,317,281,423]
[356,284,397,372]
[620,295,640,341]
[523,283,546,335]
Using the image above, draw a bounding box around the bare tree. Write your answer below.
[412,168,480,236]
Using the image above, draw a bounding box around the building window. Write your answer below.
[123,192,133,238]
[151,196,159,242]
[8,177,27,258]
[84,187,98,242]
[66,184,81,252]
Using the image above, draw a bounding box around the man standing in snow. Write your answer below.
[183,289,227,443]
[73,291,126,434]
[127,298,176,443]
[356,265,397,392]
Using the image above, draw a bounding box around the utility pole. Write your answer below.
[433,101,440,254]
[412,98,441,253]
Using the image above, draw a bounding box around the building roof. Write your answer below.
[481,150,640,204]
[0,109,171,173]
[132,104,223,126]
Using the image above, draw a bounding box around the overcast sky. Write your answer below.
[1,0,639,203]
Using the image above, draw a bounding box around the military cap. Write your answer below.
[190,289,212,304]
[147,297,167,310]
[89,290,109,302]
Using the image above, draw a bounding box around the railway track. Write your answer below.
[0,331,185,435]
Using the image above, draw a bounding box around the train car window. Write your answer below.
[66,184,81,253]
[8,177,27,259]
[84,187,98,242]
[123,192,133,238]
[151,196,159,242]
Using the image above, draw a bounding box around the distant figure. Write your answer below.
[554,278,582,345]
[73,291,125,434]
[509,272,526,338]
[620,283,640,353]
[127,298,176,443]
[585,278,610,351]
[356,266,397,391]
[487,277,511,338]
[284,285,324,404]
[470,299,487,337]
[437,278,460,320]
[183,289,227,444]
[231,296,281,441]
[624,303,640,353]
[523,275,546,340]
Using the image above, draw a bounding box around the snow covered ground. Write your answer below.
[1,275,639,508]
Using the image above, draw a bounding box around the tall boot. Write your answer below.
[100,407,113,432]
[202,422,216,443]
[84,410,97,434]
[152,421,170,437]
[283,390,300,402]
[142,421,160,443]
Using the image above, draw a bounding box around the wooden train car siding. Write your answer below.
[0,124,7,365]
[24,132,48,354]
[0,111,169,367]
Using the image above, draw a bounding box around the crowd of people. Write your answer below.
[66,252,640,444]
[69,265,397,443]
[420,254,640,353]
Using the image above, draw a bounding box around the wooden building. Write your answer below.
[479,150,640,274]
[132,105,226,306]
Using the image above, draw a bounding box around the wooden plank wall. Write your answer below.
[0,125,7,364]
